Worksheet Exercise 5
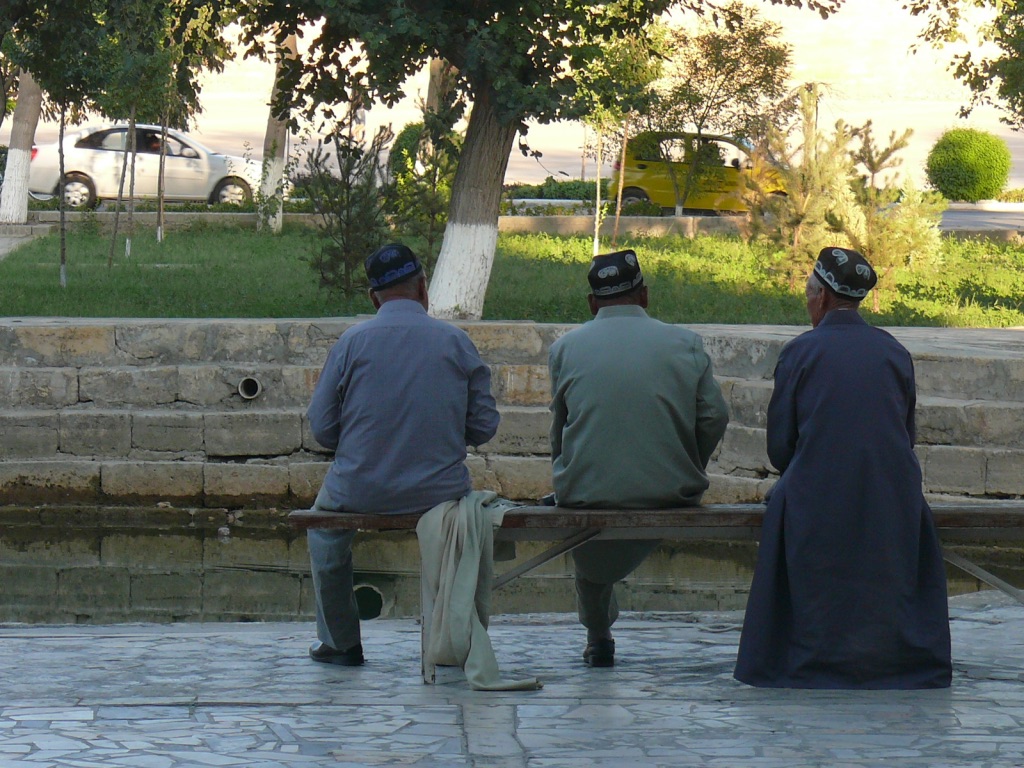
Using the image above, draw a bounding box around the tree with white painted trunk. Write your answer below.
[0,69,41,225]
[427,90,518,318]
[239,0,841,319]
[258,33,298,235]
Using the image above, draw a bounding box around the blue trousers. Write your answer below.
[306,486,361,652]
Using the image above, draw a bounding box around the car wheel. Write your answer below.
[211,177,252,206]
[620,187,650,207]
[62,174,97,209]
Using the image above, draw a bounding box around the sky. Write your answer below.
[5,0,1023,189]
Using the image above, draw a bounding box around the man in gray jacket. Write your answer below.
[306,243,499,666]
[548,249,729,666]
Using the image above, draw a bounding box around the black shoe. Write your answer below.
[309,641,365,666]
[583,638,615,667]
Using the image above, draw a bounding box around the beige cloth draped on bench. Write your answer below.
[416,490,542,691]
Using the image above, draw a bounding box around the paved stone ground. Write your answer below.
[1,591,1022,768]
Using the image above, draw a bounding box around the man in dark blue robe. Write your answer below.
[734,247,952,689]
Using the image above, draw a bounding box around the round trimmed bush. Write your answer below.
[925,128,1011,202]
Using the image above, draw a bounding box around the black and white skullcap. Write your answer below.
[813,247,877,300]
[587,249,644,298]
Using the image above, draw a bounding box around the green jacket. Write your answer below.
[549,305,729,508]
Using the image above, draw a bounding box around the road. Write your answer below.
[941,204,1024,232]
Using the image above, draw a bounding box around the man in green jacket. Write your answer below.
[548,249,730,666]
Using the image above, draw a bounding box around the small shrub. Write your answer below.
[619,198,662,216]
[925,128,1010,202]
[998,188,1024,203]
[388,120,460,270]
[505,176,606,200]
[304,108,394,296]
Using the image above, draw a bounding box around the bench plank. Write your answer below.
[290,500,1024,664]
[288,501,1024,538]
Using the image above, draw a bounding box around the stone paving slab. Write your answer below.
[1,592,1023,767]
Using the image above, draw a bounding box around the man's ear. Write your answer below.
[369,289,381,310]
[638,285,649,309]
[586,294,599,316]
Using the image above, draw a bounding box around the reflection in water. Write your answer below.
[0,506,1012,624]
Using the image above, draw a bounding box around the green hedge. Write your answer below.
[506,176,608,200]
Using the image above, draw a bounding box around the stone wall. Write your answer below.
[2,318,1022,622]
[3,318,1023,506]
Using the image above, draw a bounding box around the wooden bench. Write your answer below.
[289,501,1024,681]
[289,501,1024,597]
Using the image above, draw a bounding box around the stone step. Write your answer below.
[0,362,551,408]
[0,450,771,509]
[5,393,1024,466]
[4,322,1024,403]
[0,223,54,237]
[701,325,1024,402]
[0,319,560,368]
[5,362,1022,426]
[0,405,556,461]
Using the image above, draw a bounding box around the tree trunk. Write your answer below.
[157,123,167,242]
[108,108,135,266]
[425,58,449,114]
[58,106,67,288]
[0,70,42,225]
[126,109,137,258]
[592,131,602,257]
[258,34,297,235]
[612,118,631,247]
[428,91,518,320]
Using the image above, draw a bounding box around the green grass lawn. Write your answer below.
[2,222,1023,327]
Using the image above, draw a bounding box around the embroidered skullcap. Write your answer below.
[587,249,644,298]
[364,243,422,291]
[813,247,877,300]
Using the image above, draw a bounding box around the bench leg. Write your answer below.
[944,552,1024,606]
[421,567,436,684]
[493,528,602,590]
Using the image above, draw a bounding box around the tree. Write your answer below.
[304,105,394,296]
[92,0,233,252]
[911,1,1024,130]
[6,0,108,284]
[745,86,945,303]
[642,1,792,213]
[238,0,840,319]
[3,0,231,276]
[259,33,298,235]
[0,70,41,225]
[574,26,665,249]
[390,120,459,270]
[830,122,946,310]
[744,84,857,289]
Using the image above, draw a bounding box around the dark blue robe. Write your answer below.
[734,310,952,689]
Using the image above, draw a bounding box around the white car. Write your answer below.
[29,124,262,209]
